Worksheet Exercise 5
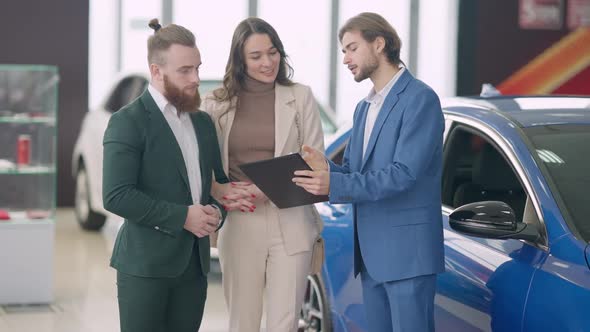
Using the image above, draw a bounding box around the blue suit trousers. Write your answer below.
[361,260,436,332]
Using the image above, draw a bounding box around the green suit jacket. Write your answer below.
[102,90,228,278]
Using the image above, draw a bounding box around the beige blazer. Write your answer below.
[202,83,325,254]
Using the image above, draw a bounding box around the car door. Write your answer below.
[435,117,549,331]
[517,124,590,331]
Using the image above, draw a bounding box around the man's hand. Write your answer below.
[293,145,330,195]
[184,204,221,238]
[292,169,330,195]
[301,145,328,171]
[204,204,222,221]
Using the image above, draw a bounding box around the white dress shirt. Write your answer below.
[148,84,202,204]
[363,67,405,158]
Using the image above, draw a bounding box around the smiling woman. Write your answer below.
[201,17,325,332]
[243,33,281,83]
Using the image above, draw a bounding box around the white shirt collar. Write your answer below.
[148,84,169,113]
[365,67,405,105]
[148,83,184,117]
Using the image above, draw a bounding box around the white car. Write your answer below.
[72,73,339,231]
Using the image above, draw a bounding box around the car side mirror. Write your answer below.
[449,201,540,242]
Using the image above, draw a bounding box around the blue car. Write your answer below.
[298,96,590,332]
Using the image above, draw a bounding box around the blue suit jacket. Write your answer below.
[329,70,445,282]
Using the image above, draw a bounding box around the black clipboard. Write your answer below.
[238,153,329,209]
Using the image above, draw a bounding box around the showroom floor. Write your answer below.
[0,209,229,332]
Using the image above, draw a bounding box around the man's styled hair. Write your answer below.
[339,12,403,66]
[147,18,196,65]
[213,17,294,103]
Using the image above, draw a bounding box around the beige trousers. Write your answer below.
[218,201,312,332]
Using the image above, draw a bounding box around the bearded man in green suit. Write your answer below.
[102,19,229,332]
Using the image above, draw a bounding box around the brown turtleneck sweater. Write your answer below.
[227,76,276,182]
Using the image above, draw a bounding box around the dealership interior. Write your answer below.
[1,0,589,331]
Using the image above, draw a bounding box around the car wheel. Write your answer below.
[299,274,332,332]
[75,165,106,231]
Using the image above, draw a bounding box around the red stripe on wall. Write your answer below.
[553,65,590,94]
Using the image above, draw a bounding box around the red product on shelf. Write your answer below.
[0,209,10,220]
[17,134,31,165]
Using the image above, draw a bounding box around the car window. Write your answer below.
[523,124,590,242]
[105,76,146,113]
[442,127,527,222]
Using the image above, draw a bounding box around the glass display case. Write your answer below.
[0,65,58,304]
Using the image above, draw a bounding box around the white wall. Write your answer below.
[120,0,161,74]
[259,0,331,107]
[88,0,161,108]
[88,0,119,108]
[174,0,248,81]
[417,0,459,98]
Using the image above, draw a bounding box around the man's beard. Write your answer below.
[163,75,201,113]
[354,53,379,82]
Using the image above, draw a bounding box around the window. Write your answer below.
[442,127,527,222]
[523,124,590,242]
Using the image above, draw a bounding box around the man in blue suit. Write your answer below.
[293,12,445,332]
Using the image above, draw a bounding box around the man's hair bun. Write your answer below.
[148,18,162,32]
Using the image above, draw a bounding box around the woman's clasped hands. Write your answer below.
[216,181,268,213]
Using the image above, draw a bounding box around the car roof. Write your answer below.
[443,96,590,128]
